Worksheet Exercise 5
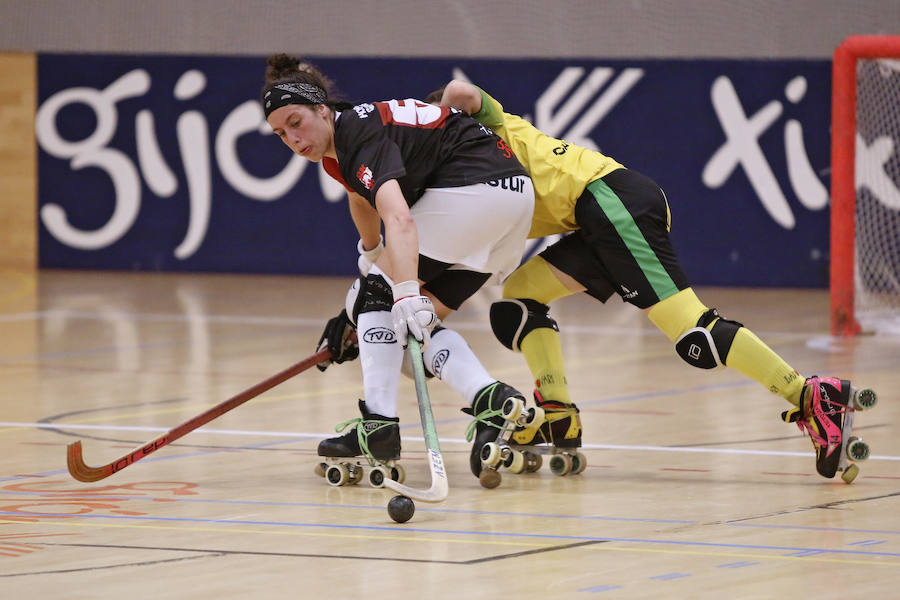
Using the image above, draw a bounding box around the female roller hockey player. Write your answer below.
[434,80,877,484]
[262,55,537,487]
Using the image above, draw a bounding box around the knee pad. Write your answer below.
[675,308,742,369]
[490,298,559,351]
[345,273,393,325]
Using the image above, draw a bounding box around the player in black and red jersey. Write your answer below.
[262,54,536,484]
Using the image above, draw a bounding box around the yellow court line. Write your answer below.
[586,541,900,568]
[0,519,547,549]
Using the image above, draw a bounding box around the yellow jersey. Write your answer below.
[472,86,624,238]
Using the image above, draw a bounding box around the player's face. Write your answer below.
[267,104,334,162]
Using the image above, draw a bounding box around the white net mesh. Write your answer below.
[854,58,900,334]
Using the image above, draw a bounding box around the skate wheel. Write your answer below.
[348,465,364,485]
[506,450,526,474]
[480,442,502,467]
[314,462,327,478]
[841,463,860,484]
[525,406,545,429]
[852,388,877,410]
[571,452,587,475]
[479,468,502,489]
[549,453,572,476]
[846,437,870,462]
[369,465,388,488]
[524,451,542,472]
[390,465,406,484]
[501,397,524,422]
[325,463,350,487]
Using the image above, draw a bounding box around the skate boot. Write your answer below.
[781,376,877,483]
[314,399,406,488]
[508,389,586,477]
[462,381,534,488]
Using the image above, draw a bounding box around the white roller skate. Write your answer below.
[314,400,406,488]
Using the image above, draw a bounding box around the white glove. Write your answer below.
[391,280,439,346]
[357,235,384,276]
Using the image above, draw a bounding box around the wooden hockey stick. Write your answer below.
[67,347,332,482]
[382,337,449,503]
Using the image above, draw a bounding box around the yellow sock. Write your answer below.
[648,288,805,406]
[724,329,805,406]
[520,328,571,404]
[503,256,574,404]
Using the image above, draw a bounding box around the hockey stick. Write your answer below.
[382,336,449,503]
[67,347,332,482]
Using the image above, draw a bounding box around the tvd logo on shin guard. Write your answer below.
[363,327,396,344]
[431,349,450,378]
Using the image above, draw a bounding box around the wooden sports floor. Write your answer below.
[1,269,898,599]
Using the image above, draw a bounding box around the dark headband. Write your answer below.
[262,82,328,118]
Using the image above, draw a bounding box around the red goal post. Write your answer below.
[831,35,900,336]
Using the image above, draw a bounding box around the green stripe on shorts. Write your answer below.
[586,178,679,300]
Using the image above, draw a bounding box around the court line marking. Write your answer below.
[4,421,899,461]
[0,539,604,578]
[5,514,900,563]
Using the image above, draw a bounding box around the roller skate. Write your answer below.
[781,376,877,484]
[507,389,586,479]
[314,400,406,488]
[462,381,538,489]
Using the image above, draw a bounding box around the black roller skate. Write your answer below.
[314,400,406,488]
[782,376,877,483]
[462,381,537,489]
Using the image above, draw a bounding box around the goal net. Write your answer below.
[831,35,900,336]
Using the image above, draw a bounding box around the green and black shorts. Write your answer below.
[540,168,689,309]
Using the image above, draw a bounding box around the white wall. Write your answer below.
[2,0,898,58]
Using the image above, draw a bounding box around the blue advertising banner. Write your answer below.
[36,54,832,286]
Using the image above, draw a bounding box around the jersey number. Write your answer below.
[379,99,448,129]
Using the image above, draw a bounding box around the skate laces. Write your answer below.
[463,383,507,442]
[334,417,396,466]
[793,376,845,457]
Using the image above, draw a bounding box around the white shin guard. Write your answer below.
[356,310,403,418]
[423,328,496,405]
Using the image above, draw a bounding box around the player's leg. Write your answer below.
[317,268,402,461]
[412,179,535,477]
[646,287,805,405]
[491,245,590,448]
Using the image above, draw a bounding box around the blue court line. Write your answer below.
[730,523,900,536]
[578,585,622,593]
[650,572,691,580]
[717,561,759,568]
[5,510,900,559]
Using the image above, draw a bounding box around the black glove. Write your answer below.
[316,309,359,372]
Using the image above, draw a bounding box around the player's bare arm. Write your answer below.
[374,179,419,285]
[348,191,381,251]
[440,80,482,115]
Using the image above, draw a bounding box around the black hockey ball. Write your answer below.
[387,495,415,523]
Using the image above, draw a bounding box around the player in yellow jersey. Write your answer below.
[432,80,878,483]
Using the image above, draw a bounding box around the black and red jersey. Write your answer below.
[328,99,525,206]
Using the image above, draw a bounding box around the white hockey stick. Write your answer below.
[382,337,449,503]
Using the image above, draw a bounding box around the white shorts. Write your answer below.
[412,176,535,283]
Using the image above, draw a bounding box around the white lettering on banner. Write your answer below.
[535,66,644,151]
[703,76,828,229]
[35,70,150,250]
[35,68,314,260]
